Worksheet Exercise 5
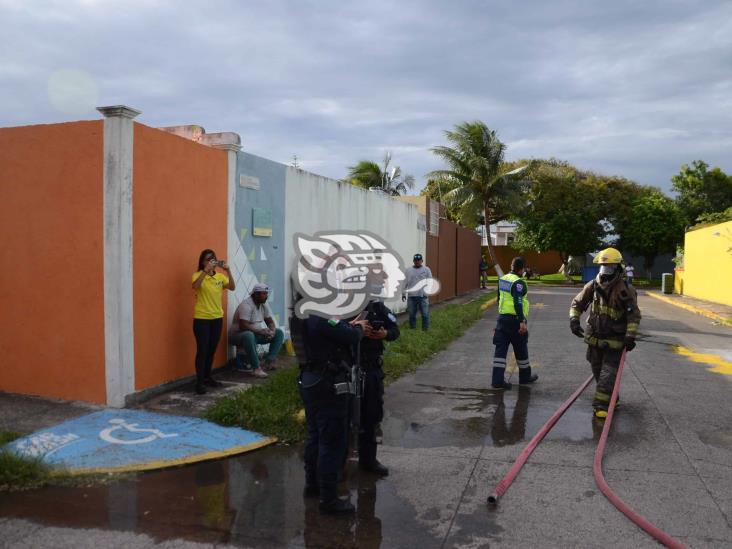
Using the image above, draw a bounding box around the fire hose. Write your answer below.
[487,350,687,549]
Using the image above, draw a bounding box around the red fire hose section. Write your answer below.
[593,350,687,549]
[486,373,594,505]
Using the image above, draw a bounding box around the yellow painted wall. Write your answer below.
[674,268,684,294]
[683,220,732,306]
[397,195,427,216]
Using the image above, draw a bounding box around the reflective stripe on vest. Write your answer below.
[498,273,530,318]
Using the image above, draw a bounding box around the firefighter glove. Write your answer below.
[570,318,584,338]
[624,336,636,352]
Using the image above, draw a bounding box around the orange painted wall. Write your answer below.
[484,246,564,276]
[0,121,106,402]
[132,124,228,391]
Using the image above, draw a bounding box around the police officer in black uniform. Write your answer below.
[298,313,369,515]
[357,298,399,476]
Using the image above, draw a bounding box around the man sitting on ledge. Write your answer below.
[230,283,284,378]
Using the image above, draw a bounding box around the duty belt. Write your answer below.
[334,381,356,395]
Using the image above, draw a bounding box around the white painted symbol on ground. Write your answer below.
[15,432,80,457]
[99,418,179,445]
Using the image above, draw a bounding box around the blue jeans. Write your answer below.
[230,328,284,370]
[407,296,429,330]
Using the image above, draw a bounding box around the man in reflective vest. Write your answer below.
[491,257,538,389]
[569,247,641,419]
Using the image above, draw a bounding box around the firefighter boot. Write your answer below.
[593,407,608,419]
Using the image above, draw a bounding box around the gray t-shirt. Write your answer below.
[231,295,273,335]
[404,265,433,297]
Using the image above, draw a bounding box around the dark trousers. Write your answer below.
[193,318,223,384]
[300,372,350,503]
[359,366,385,466]
[491,316,532,386]
[586,346,622,410]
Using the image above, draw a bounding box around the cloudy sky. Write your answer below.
[2,0,731,193]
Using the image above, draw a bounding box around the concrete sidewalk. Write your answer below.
[646,289,732,326]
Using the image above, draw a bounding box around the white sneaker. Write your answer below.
[253,368,268,379]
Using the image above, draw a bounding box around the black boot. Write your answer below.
[195,382,206,395]
[491,381,512,390]
[205,377,222,387]
[519,374,538,384]
[319,497,355,515]
[359,460,389,476]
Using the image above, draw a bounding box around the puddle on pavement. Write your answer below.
[0,445,441,548]
[385,383,648,450]
[697,431,732,451]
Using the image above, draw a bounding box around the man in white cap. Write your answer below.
[230,283,284,378]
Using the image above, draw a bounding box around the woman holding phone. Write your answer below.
[192,249,235,394]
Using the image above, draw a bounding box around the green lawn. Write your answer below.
[206,291,498,443]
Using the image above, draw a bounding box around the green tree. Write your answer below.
[346,152,415,196]
[512,160,605,271]
[619,190,686,278]
[428,121,528,268]
[593,174,648,235]
[671,161,732,225]
[420,179,461,222]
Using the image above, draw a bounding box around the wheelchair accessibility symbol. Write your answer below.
[99,418,179,445]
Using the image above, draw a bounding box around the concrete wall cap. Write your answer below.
[201,131,242,151]
[97,105,142,119]
[159,125,206,142]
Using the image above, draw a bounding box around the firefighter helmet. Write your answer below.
[593,247,623,265]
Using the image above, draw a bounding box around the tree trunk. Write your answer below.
[483,207,503,276]
[644,255,655,281]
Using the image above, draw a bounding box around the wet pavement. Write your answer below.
[2,287,732,547]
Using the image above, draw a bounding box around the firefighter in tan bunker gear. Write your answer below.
[569,248,641,419]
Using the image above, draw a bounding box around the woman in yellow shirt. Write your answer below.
[192,249,235,394]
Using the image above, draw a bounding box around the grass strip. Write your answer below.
[0,431,52,491]
[205,291,497,443]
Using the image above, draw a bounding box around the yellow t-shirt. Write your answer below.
[192,271,229,319]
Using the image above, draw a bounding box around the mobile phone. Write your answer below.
[216,260,226,267]
[370,320,384,330]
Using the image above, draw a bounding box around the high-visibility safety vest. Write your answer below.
[497,273,530,320]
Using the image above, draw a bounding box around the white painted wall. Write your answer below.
[284,168,425,315]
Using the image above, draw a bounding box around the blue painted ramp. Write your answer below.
[8,409,276,475]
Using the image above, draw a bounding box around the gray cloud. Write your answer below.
[1,0,731,192]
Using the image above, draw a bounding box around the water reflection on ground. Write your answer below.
[0,444,439,548]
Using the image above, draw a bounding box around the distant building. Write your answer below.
[476,221,517,246]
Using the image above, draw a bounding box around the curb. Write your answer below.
[480,297,498,311]
[646,292,732,327]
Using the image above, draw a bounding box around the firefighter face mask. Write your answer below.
[598,264,619,283]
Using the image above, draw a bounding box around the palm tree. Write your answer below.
[428,121,528,271]
[347,152,415,196]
